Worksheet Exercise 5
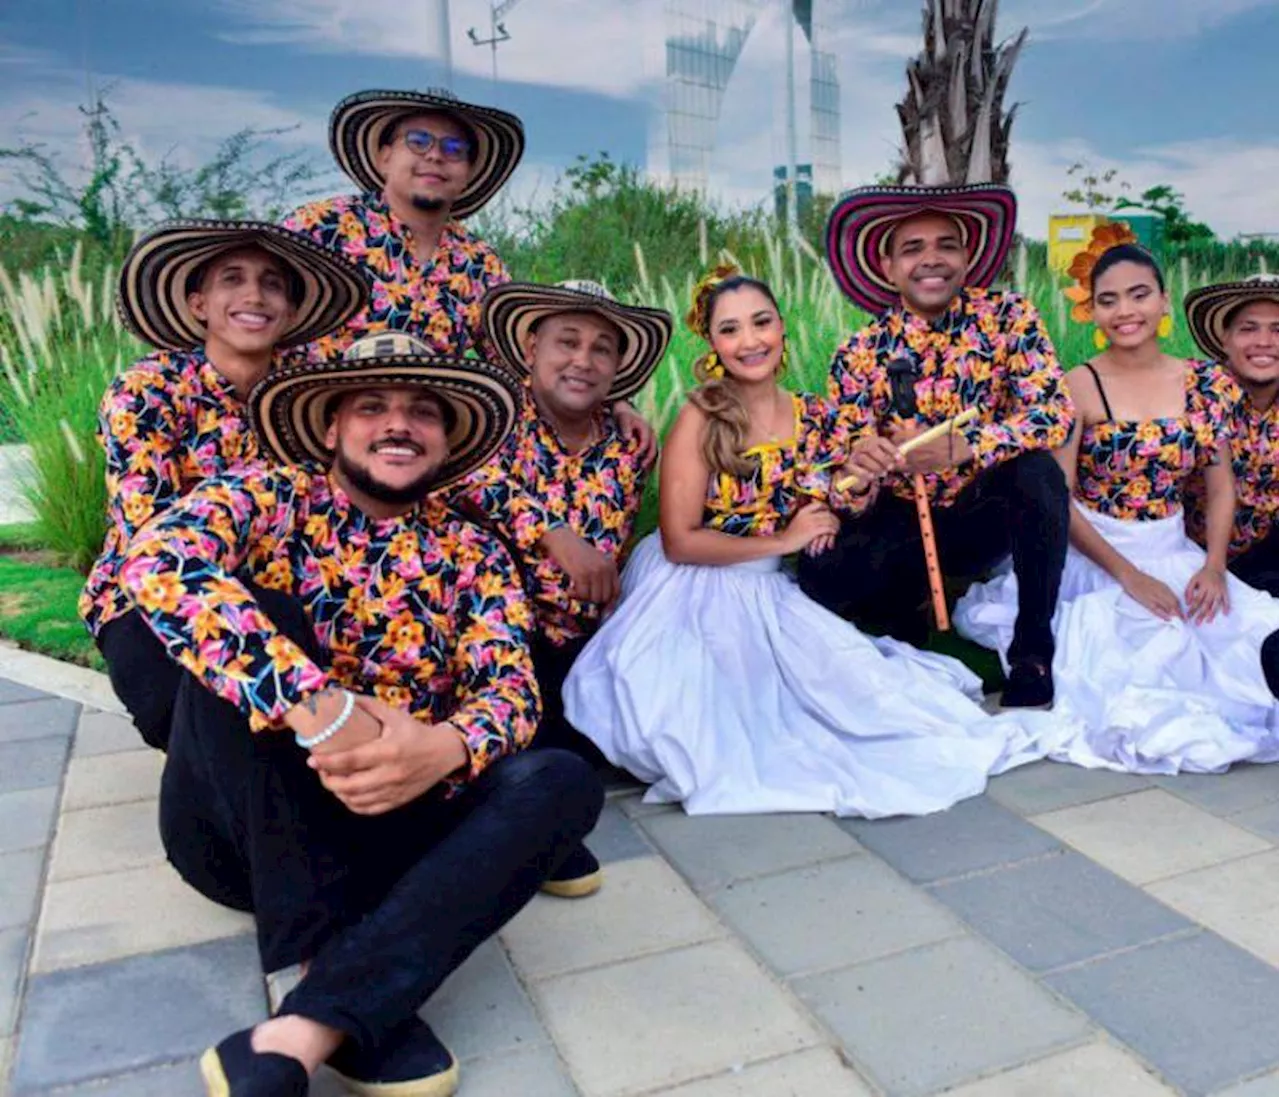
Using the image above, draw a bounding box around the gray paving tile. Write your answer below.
[794,936,1090,1097]
[419,937,549,1064]
[587,801,653,864]
[642,811,861,892]
[0,927,26,1037]
[25,1058,200,1095]
[0,787,58,855]
[929,851,1193,973]
[0,737,69,794]
[838,796,1061,884]
[73,709,146,758]
[11,935,265,1093]
[1044,933,1279,1097]
[0,850,43,931]
[986,760,1152,815]
[0,698,78,745]
[1211,1073,1280,1097]
[453,1045,578,1096]
[1227,804,1279,842]
[709,856,961,978]
[0,681,46,706]
[1153,765,1278,818]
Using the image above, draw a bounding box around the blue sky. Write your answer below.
[1,0,1276,239]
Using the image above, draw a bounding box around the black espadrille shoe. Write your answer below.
[328,1017,459,1097]
[540,842,603,898]
[199,1027,309,1097]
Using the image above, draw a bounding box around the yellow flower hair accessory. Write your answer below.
[1062,221,1139,323]
[685,262,742,338]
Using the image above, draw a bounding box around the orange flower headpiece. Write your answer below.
[1062,222,1139,323]
[685,262,742,339]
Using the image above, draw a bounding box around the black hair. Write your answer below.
[185,249,306,308]
[377,110,480,165]
[1090,244,1166,298]
[1223,296,1277,330]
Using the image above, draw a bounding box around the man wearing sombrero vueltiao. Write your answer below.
[455,279,673,898]
[79,220,368,752]
[1182,274,1279,597]
[282,88,520,363]
[798,184,1074,708]
[116,333,603,1097]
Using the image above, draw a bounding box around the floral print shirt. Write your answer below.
[1076,360,1234,522]
[1184,384,1277,556]
[281,191,509,362]
[829,290,1073,508]
[118,466,539,789]
[704,392,856,537]
[79,349,262,637]
[455,386,649,647]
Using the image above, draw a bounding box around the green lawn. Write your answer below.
[0,554,101,669]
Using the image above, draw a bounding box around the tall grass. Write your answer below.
[0,242,137,570]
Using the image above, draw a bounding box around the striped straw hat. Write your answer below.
[481,280,673,402]
[330,88,525,219]
[249,332,521,491]
[1184,274,1279,364]
[825,184,1018,314]
[117,220,369,351]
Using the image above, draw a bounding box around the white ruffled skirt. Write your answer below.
[561,534,1057,818]
[954,505,1279,774]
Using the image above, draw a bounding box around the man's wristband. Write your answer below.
[295,690,355,749]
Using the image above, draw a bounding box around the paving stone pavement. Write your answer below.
[0,664,1275,1097]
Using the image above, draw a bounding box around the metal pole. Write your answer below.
[784,0,799,240]
[437,0,453,87]
[491,4,499,85]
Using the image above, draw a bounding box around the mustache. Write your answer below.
[369,435,425,455]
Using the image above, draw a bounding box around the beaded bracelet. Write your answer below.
[295,690,355,750]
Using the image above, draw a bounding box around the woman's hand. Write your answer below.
[1118,566,1185,622]
[780,501,839,555]
[1185,565,1230,625]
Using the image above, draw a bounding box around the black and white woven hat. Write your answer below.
[117,220,369,351]
[481,280,673,402]
[249,332,522,491]
[1184,274,1279,363]
[330,88,525,218]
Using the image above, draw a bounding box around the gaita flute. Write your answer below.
[834,408,979,493]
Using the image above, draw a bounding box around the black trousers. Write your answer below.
[798,451,1070,664]
[98,610,184,751]
[158,593,603,1051]
[1230,528,1278,598]
[530,632,609,768]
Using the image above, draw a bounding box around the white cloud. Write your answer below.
[215,0,667,97]
[1009,135,1279,240]
[1001,0,1269,39]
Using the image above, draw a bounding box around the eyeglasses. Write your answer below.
[397,129,473,163]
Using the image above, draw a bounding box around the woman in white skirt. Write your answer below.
[562,266,1051,817]
[956,239,1278,773]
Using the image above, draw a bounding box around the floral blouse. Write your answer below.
[281,191,509,362]
[79,350,262,637]
[1184,386,1278,556]
[118,466,539,789]
[455,386,649,647]
[704,392,854,537]
[829,290,1073,508]
[1075,360,1234,522]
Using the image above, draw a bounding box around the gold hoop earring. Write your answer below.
[1093,328,1108,351]
[777,340,790,377]
[1157,315,1173,339]
[705,352,724,380]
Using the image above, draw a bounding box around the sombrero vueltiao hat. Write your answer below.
[249,332,521,492]
[482,280,674,402]
[825,183,1018,314]
[117,220,369,351]
[330,88,525,219]
[1184,274,1279,363]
